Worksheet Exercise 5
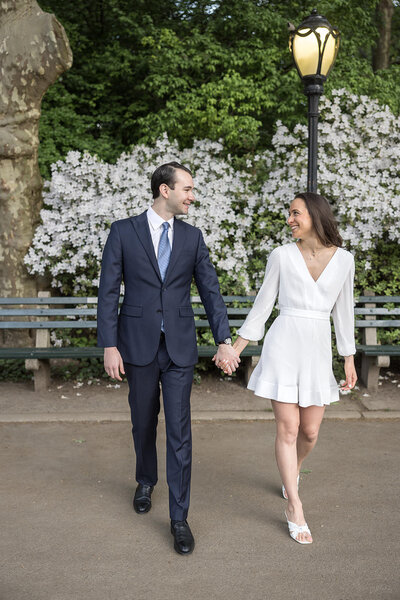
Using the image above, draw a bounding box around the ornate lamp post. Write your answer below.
[289,9,340,192]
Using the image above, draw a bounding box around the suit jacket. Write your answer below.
[97,211,231,367]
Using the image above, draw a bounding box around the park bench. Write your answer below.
[354,292,400,391]
[1,292,398,393]
[0,292,261,392]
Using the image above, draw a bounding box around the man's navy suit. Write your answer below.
[97,210,230,520]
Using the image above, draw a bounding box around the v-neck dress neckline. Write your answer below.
[294,243,339,283]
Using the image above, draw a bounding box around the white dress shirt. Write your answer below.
[147,206,174,256]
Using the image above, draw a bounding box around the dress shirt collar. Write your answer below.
[147,206,174,231]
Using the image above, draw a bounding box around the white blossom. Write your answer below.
[25,90,400,293]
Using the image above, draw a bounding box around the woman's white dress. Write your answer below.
[237,243,356,407]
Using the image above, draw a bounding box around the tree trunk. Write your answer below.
[0,0,72,346]
[373,0,394,71]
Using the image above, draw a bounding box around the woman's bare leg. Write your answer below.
[297,405,325,472]
[271,400,312,542]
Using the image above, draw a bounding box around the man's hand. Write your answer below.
[212,344,240,375]
[104,346,125,381]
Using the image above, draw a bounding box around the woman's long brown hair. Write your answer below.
[295,192,343,248]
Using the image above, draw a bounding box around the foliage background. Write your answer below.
[37,0,400,178]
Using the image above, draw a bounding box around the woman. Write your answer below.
[230,192,357,544]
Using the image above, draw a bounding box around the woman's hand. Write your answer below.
[340,355,357,391]
[213,336,250,374]
[212,344,240,375]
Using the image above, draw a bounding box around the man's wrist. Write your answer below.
[217,337,232,346]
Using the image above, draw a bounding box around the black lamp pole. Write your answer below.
[305,78,324,193]
[290,9,340,193]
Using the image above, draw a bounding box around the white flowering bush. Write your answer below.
[25,136,258,294]
[257,88,400,263]
[26,89,400,296]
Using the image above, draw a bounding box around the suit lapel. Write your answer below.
[164,217,187,284]
[130,212,162,281]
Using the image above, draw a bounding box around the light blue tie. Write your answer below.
[158,222,171,332]
[158,222,171,281]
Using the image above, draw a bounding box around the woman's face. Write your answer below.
[287,197,314,239]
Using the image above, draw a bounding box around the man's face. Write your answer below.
[164,170,195,216]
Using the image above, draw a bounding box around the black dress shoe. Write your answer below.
[133,483,154,514]
[170,520,195,555]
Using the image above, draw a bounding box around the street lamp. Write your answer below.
[289,9,340,192]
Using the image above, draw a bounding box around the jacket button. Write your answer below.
[156,309,162,313]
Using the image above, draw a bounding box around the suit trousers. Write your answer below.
[124,334,194,521]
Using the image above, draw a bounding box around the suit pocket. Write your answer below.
[179,306,194,317]
[120,304,143,317]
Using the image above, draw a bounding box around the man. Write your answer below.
[97,162,239,555]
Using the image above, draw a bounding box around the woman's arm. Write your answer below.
[235,247,280,342]
[232,335,250,355]
[215,248,281,373]
[332,255,357,390]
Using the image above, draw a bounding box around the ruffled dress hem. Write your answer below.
[247,376,339,407]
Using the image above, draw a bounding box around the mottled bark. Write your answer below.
[0,0,72,345]
[373,0,394,71]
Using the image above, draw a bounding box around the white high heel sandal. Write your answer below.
[284,511,312,545]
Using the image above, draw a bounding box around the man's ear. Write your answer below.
[159,183,169,199]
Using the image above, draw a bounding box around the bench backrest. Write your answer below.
[1,296,399,329]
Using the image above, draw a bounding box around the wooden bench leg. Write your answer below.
[27,291,51,392]
[242,355,260,386]
[360,354,390,392]
[25,358,51,393]
[34,360,51,393]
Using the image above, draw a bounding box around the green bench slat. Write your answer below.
[0,345,263,360]
[0,319,248,329]
[355,320,400,327]
[197,345,262,357]
[0,347,104,359]
[0,295,257,306]
[1,295,398,305]
[356,296,400,303]
[4,319,399,330]
[1,307,397,318]
[3,344,399,360]
[354,308,400,315]
[0,321,98,329]
[356,344,400,356]
[0,297,99,305]
[195,319,245,327]
[0,308,97,317]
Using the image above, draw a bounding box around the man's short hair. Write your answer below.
[151,162,192,199]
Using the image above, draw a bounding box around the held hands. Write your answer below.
[104,346,125,381]
[212,343,240,375]
[340,355,358,391]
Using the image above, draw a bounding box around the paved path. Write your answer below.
[0,374,399,599]
[0,420,399,600]
[0,371,399,423]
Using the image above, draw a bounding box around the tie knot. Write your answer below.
[162,222,169,232]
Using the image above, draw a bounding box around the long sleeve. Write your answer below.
[97,222,123,348]
[332,256,356,356]
[194,231,231,344]
[237,247,280,341]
